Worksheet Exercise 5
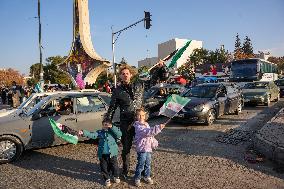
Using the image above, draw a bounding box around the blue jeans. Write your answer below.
[134,152,152,180]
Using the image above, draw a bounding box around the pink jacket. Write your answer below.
[134,121,162,152]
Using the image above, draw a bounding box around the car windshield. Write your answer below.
[144,88,158,98]
[231,61,257,78]
[22,95,48,113]
[18,93,35,109]
[99,94,111,105]
[183,85,218,98]
[26,96,51,116]
[243,82,268,89]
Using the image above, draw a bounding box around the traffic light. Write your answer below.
[144,11,152,29]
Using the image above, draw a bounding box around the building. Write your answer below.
[138,38,203,68]
[158,38,202,68]
[255,51,270,60]
[138,57,158,68]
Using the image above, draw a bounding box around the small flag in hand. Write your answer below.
[49,118,79,144]
[159,94,191,118]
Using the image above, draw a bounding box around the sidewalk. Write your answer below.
[254,108,284,164]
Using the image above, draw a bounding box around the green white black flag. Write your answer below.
[159,94,191,118]
[49,118,78,145]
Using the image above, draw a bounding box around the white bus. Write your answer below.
[229,58,278,82]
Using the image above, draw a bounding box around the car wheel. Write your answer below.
[0,136,23,164]
[235,101,242,115]
[205,109,216,126]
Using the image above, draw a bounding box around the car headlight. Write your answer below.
[193,104,205,112]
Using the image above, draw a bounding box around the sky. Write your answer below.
[0,0,284,75]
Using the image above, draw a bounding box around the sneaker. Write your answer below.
[135,179,142,187]
[105,179,111,187]
[114,177,120,184]
[144,177,154,185]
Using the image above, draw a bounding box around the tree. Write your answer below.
[234,33,243,60]
[43,56,71,84]
[268,56,284,74]
[29,63,42,82]
[30,56,71,85]
[189,48,209,66]
[234,34,255,60]
[0,68,24,86]
[177,62,195,81]
[242,36,254,57]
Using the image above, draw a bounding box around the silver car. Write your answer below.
[243,81,280,106]
[0,91,119,164]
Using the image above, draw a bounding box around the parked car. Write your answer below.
[173,83,243,125]
[274,79,284,97]
[144,84,186,117]
[0,91,119,164]
[242,81,280,106]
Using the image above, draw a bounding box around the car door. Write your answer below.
[75,95,106,132]
[30,96,78,147]
[226,85,239,113]
[216,86,227,116]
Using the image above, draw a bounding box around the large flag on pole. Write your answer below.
[139,49,179,79]
[159,94,191,118]
[49,118,78,144]
[166,40,192,69]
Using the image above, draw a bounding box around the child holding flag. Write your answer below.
[133,108,165,187]
[78,120,122,187]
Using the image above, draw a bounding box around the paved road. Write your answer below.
[0,101,284,189]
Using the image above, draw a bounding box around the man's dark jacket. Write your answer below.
[104,82,144,122]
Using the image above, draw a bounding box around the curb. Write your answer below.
[254,108,284,165]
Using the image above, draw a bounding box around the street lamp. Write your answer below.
[111,11,152,88]
[38,0,44,87]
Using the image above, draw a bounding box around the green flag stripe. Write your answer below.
[166,40,192,68]
[49,118,78,145]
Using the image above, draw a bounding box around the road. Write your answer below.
[0,101,284,189]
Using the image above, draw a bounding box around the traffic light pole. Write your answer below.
[112,12,151,88]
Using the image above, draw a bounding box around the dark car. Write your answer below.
[144,84,186,117]
[173,83,243,125]
[0,91,119,164]
[275,79,284,97]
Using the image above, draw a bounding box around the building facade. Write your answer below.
[138,38,203,68]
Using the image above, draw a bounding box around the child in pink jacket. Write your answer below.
[133,108,165,187]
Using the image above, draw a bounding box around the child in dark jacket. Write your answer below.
[78,121,122,187]
[133,108,165,187]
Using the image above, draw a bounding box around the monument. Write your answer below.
[58,0,110,88]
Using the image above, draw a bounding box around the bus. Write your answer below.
[229,58,278,82]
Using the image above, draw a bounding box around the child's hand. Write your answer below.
[78,130,83,136]
[160,124,165,129]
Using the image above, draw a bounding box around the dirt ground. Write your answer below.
[1,101,284,189]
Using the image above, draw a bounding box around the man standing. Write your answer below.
[104,66,144,178]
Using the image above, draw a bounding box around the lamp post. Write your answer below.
[111,11,152,88]
[38,0,44,87]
